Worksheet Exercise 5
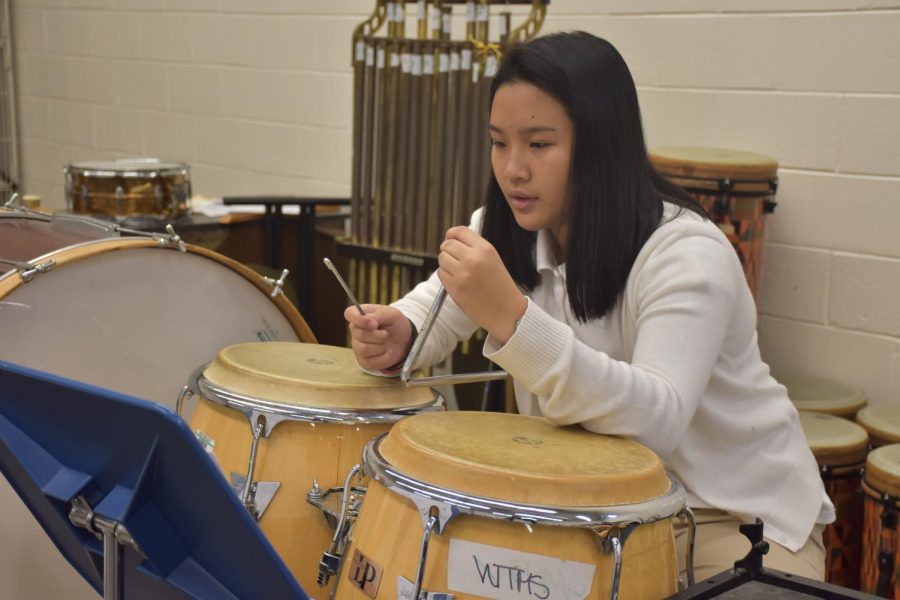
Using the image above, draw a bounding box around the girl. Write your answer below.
[344,31,832,581]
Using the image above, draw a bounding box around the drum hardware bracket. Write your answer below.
[69,495,145,600]
[315,464,366,587]
[263,268,290,299]
[175,385,191,417]
[0,257,56,282]
[230,419,280,520]
[230,472,280,521]
[306,481,367,531]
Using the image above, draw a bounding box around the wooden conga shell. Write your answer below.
[799,412,868,588]
[782,372,867,420]
[336,412,681,600]
[188,342,440,596]
[858,404,900,448]
[861,444,900,597]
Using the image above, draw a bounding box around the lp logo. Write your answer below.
[348,548,383,598]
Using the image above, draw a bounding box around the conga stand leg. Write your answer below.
[596,525,638,600]
[679,506,697,588]
[412,512,440,600]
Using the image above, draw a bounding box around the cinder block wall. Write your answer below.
[10,0,900,405]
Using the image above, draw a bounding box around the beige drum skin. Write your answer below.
[188,342,441,596]
[336,412,683,600]
[858,404,900,448]
[781,372,867,420]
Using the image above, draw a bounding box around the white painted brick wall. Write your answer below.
[7,0,900,412]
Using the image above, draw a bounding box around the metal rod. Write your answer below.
[401,286,447,382]
[324,257,365,316]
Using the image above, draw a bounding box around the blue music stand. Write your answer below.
[0,360,308,600]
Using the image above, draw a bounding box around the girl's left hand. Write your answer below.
[438,226,527,343]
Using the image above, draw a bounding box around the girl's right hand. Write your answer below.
[344,304,414,371]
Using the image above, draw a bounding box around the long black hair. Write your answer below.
[481,31,705,322]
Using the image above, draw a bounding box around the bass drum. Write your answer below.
[0,219,315,600]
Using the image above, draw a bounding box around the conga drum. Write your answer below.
[335,412,687,600]
[0,219,314,600]
[861,444,900,597]
[799,412,868,588]
[185,342,444,595]
[64,158,191,218]
[782,372,868,420]
[858,404,900,448]
[649,147,778,301]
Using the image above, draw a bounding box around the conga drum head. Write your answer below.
[858,404,900,448]
[782,373,867,419]
[201,341,438,411]
[865,444,900,499]
[799,412,868,467]
[649,147,778,187]
[378,411,670,505]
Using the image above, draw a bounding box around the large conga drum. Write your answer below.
[335,412,687,600]
[799,412,868,588]
[185,342,444,595]
[861,444,900,597]
[649,147,778,301]
[0,216,314,600]
[64,158,191,218]
[858,404,900,448]
[782,373,868,420]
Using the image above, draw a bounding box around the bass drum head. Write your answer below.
[0,241,309,408]
[0,239,313,600]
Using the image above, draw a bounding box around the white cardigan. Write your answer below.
[392,206,834,552]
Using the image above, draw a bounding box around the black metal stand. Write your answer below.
[668,518,875,599]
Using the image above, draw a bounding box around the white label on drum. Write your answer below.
[447,538,596,600]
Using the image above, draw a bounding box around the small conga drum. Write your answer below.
[782,372,868,420]
[858,404,900,448]
[799,412,868,588]
[861,444,900,597]
[335,412,688,600]
[649,147,778,301]
[185,342,443,595]
[64,158,191,218]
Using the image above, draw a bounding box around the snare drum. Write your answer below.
[0,225,314,600]
[186,341,443,595]
[335,411,687,600]
[782,372,868,420]
[858,404,900,448]
[799,412,868,588]
[650,147,778,301]
[861,444,900,597]
[64,158,191,218]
